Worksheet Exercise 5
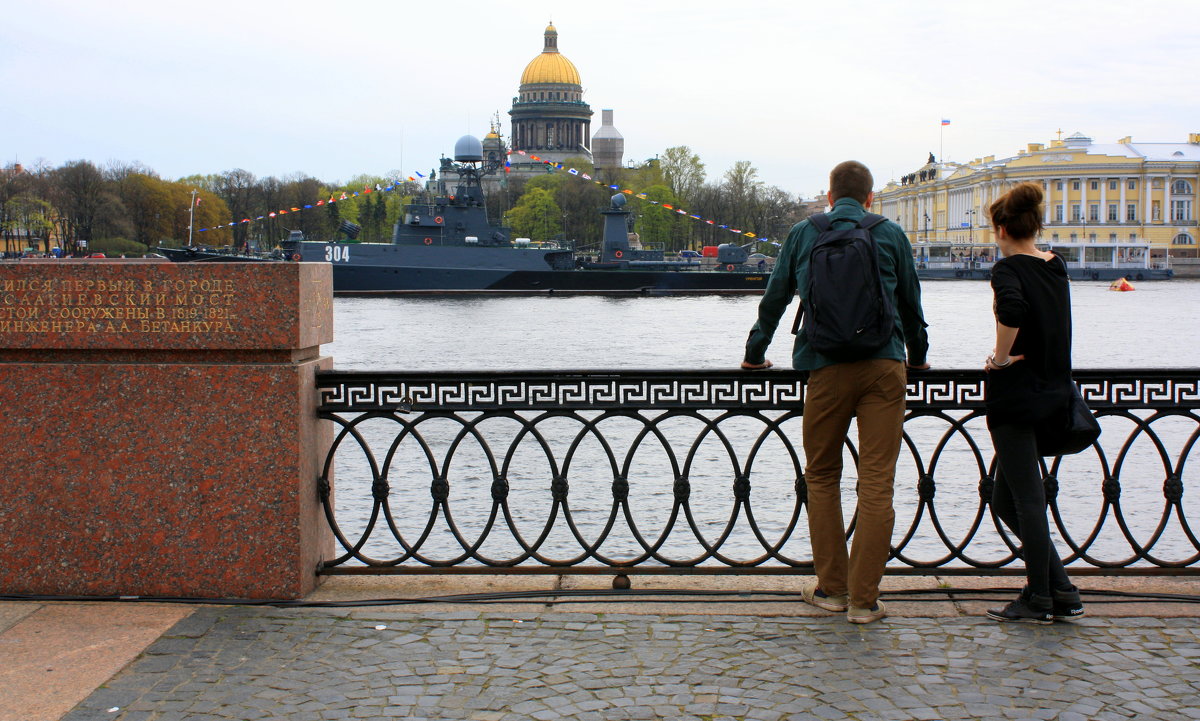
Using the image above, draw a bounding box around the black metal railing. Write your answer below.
[314,369,1200,576]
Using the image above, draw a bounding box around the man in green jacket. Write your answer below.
[742,160,929,624]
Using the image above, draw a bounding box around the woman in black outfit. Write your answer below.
[983,182,1085,624]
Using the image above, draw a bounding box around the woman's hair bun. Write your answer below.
[989,181,1044,240]
[1005,182,1043,213]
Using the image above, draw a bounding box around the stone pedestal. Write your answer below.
[0,261,333,599]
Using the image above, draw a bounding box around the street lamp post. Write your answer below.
[188,189,197,247]
[965,208,977,268]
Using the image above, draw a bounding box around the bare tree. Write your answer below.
[215,169,258,248]
[50,160,127,253]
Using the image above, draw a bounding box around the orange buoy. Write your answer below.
[1109,278,1135,292]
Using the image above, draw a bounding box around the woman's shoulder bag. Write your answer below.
[1035,382,1101,457]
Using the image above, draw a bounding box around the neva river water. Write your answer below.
[328,279,1200,371]
[322,280,1200,570]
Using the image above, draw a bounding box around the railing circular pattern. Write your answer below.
[315,369,1200,574]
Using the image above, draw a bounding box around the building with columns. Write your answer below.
[875,132,1200,262]
[508,23,593,174]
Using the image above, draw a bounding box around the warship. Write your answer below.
[280,136,769,294]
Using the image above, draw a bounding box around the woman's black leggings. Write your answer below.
[989,422,1073,598]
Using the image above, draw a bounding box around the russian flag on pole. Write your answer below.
[941,119,951,126]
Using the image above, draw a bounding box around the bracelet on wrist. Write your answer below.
[988,354,1012,368]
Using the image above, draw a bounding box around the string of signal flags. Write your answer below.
[506,150,779,247]
[195,175,426,234]
[198,151,776,245]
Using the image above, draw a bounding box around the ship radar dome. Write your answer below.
[454,135,484,162]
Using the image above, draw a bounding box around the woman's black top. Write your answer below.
[985,253,1074,426]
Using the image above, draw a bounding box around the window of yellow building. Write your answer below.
[1172,200,1192,221]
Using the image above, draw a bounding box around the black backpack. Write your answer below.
[791,212,895,361]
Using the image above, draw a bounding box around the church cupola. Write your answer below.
[509,22,593,165]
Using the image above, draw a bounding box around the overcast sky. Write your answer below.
[5,0,1198,198]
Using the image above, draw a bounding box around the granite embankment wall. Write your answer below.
[0,260,334,599]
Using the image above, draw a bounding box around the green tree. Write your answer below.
[109,170,173,247]
[623,157,664,192]
[1,195,55,252]
[372,193,388,242]
[547,156,607,246]
[505,187,561,242]
[660,146,706,205]
[632,185,680,250]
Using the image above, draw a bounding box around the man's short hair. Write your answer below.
[829,161,874,203]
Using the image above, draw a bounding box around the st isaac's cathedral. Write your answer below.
[498,23,624,177]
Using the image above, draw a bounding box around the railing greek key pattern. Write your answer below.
[315,369,1200,576]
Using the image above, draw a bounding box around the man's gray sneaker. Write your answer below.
[802,581,848,612]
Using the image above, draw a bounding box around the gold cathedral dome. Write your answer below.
[520,24,581,86]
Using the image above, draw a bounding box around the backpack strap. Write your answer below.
[791,214,832,335]
[811,212,886,232]
[858,213,887,231]
[808,213,832,232]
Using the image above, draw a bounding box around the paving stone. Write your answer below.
[52,609,1200,721]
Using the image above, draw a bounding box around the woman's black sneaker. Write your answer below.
[986,593,1053,625]
[1052,586,1086,621]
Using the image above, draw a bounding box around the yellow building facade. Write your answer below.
[875,133,1200,270]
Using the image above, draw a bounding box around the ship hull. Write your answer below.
[298,241,769,294]
[157,247,279,263]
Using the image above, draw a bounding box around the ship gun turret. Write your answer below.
[715,243,749,265]
[588,194,752,272]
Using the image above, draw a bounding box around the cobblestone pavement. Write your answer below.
[63,607,1200,721]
